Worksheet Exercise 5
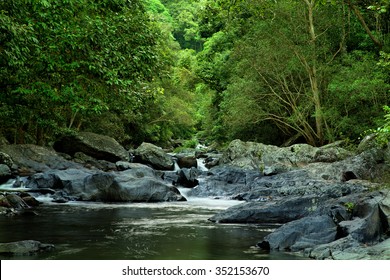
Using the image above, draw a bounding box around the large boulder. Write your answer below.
[83,171,185,202]
[188,166,261,198]
[338,193,386,243]
[0,144,80,175]
[191,164,367,201]
[221,139,353,173]
[259,215,338,251]
[25,164,185,203]
[134,142,174,170]
[53,132,129,162]
[176,155,198,169]
[209,195,326,224]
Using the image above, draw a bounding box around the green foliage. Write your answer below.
[344,201,355,213]
[0,0,173,145]
[1,0,389,148]
[369,105,390,147]
[326,51,390,140]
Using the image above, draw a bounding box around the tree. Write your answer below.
[0,0,168,145]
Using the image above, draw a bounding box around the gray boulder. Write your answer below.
[0,151,13,168]
[83,171,185,202]
[0,164,11,183]
[53,132,129,162]
[309,235,390,260]
[188,166,262,198]
[209,195,325,223]
[176,167,199,188]
[134,142,174,170]
[0,144,80,175]
[259,215,338,251]
[25,164,185,203]
[0,240,54,255]
[221,139,352,172]
[338,193,386,243]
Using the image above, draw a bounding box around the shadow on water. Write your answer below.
[0,201,305,260]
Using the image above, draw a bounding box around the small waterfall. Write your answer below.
[196,158,208,172]
[0,177,28,192]
[173,160,180,171]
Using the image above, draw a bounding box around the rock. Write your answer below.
[83,171,185,202]
[177,155,197,169]
[259,215,337,251]
[53,132,129,162]
[116,161,133,171]
[309,235,364,260]
[209,195,325,223]
[73,152,117,171]
[193,164,366,201]
[5,194,30,209]
[134,142,174,170]
[379,191,390,231]
[0,144,81,175]
[25,164,185,203]
[221,139,353,173]
[19,193,40,207]
[204,153,222,169]
[357,133,378,153]
[305,148,386,182]
[309,235,390,260]
[0,240,54,255]
[0,152,13,168]
[0,194,11,208]
[176,167,199,188]
[338,193,385,243]
[0,164,12,183]
[25,168,95,201]
[188,166,261,198]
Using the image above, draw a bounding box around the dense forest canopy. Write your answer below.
[1,0,389,147]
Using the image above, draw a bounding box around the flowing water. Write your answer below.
[0,180,304,260]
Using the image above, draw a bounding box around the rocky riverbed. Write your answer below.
[1,133,389,259]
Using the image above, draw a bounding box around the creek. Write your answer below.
[0,187,304,260]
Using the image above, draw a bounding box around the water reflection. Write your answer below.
[0,200,304,260]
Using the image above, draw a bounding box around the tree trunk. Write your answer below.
[303,0,324,145]
[345,0,383,49]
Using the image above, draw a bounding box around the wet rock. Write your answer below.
[0,240,54,256]
[5,193,30,209]
[25,168,94,198]
[176,167,199,188]
[209,195,325,223]
[134,142,174,170]
[259,215,337,251]
[0,164,12,183]
[73,152,117,171]
[53,132,129,162]
[188,166,262,198]
[83,171,185,202]
[25,164,185,203]
[0,152,13,168]
[177,155,197,169]
[338,193,386,243]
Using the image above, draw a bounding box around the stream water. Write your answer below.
[0,189,305,260]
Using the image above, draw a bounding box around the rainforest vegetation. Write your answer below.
[1,0,389,147]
